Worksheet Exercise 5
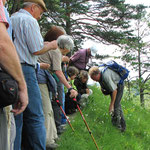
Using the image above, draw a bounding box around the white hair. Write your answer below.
[57,35,74,51]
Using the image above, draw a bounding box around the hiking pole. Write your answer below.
[56,99,75,132]
[73,98,99,150]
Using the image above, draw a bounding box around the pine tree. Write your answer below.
[40,0,139,51]
[121,5,150,106]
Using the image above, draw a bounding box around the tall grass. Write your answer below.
[57,86,150,150]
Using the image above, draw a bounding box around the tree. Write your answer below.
[7,0,23,15]
[40,0,139,51]
[7,0,140,52]
[121,5,150,107]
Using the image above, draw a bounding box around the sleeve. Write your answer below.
[72,80,77,90]
[70,51,81,63]
[51,50,62,71]
[0,0,9,28]
[24,19,44,53]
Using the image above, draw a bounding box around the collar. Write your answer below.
[19,9,33,18]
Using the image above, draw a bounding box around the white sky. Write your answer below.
[125,0,150,6]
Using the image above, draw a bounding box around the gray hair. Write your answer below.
[23,2,36,8]
[57,35,74,51]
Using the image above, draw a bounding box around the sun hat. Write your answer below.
[24,0,47,12]
[90,45,98,57]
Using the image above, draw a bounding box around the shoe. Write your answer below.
[55,137,60,142]
[57,128,65,135]
[60,124,67,130]
[46,143,59,150]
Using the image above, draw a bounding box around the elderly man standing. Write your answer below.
[69,45,98,71]
[11,0,58,150]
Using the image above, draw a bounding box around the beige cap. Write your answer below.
[24,0,47,12]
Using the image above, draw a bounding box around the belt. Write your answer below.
[21,63,35,68]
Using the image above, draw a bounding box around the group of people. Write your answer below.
[0,0,126,150]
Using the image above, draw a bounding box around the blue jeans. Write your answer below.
[61,86,66,124]
[14,65,46,150]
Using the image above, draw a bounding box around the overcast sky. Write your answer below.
[125,0,150,6]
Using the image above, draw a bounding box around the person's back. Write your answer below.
[11,9,44,65]
[69,49,89,70]
[100,68,121,93]
[69,45,98,70]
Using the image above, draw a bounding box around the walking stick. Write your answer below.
[73,98,99,150]
[56,99,75,132]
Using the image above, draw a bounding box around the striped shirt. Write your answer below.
[11,9,44,66]
[0,0,9,28]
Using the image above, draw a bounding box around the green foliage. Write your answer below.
[57,86,150,150]
[38,0,141,50]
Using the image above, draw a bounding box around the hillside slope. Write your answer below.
[57,86,150,150]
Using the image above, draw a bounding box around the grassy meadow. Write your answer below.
[57,86,150,150]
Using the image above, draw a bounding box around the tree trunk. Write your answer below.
[140,88,144,107]
[127,80,131,100]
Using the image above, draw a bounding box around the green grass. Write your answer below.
[57,86,150,150]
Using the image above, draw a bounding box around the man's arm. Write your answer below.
[0,22,28,115]
[69,51,80,63]
[55,70,78,98]
[33,41,58,55]
[109,89,117,114]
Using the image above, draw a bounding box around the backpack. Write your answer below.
[99,60,129,84]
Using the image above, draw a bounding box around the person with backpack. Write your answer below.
[89,61,128,132]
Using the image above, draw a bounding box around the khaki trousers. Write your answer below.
[5,106,16,150]
[39,84,58,146]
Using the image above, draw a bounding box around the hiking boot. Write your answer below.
[120,117,126,132]
[57,127,65,135]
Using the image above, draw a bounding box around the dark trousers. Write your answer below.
[52,80,63,132]
[111,83,126,130]
[65,93,81,115]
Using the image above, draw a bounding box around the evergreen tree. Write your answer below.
[40,0,139,51]
[121,5,150,106]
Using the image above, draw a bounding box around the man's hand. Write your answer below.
[69,89,78,98]
[44,40,58,50]
[86,88,90,95]
[109,104,114,115]
[11,83,28,115]
[62,56,70,63]
[40,63,50,70]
